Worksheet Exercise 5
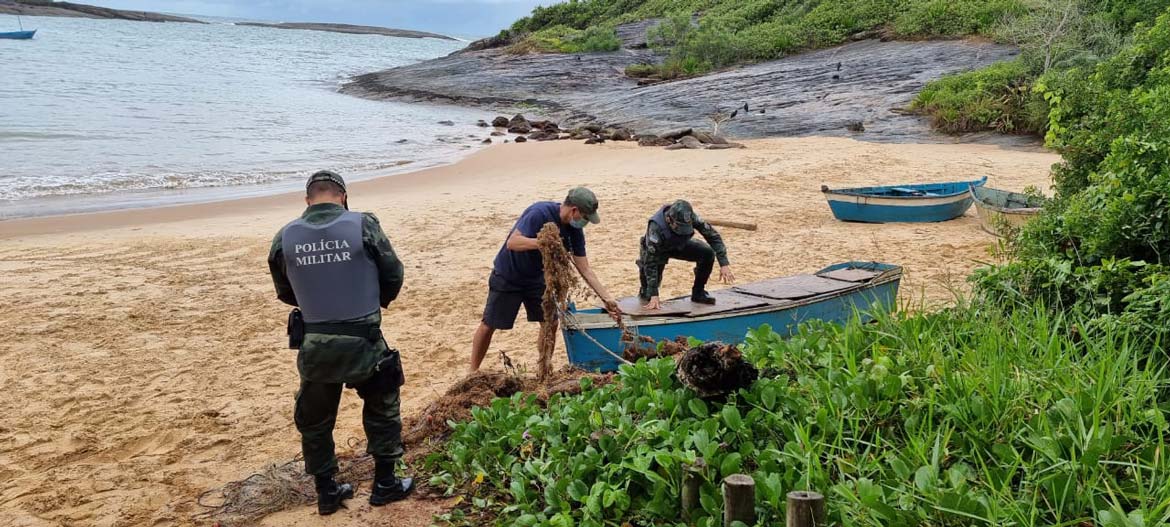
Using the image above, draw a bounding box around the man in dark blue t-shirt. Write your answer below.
[469,187,621,372]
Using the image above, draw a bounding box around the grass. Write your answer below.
[422,302,1170,526]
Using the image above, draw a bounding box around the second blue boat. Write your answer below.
[822,176,987,223]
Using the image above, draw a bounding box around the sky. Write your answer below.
[83,0,557,38]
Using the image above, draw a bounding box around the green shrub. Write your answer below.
[509,24,621,54]
[911,59,1049,134]
[427,305,1170,525]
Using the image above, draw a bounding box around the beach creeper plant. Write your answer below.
[425,302,1170,526]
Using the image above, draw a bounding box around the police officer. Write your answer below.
[638,200,735,309]
[267,170,413,515]
[468,187,622,372]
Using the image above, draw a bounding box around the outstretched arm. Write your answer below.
[572,255,621,317]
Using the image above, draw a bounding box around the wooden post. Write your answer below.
[722,474,755,526]
[707,219,758,231]
[681,465,701,521]
[786,490,826,527]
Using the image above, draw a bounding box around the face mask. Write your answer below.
[570,217,588,229]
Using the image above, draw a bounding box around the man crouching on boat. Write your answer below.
[638,200,735,310]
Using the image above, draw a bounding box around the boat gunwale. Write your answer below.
[822,176,987,201]
[564,265,903,331]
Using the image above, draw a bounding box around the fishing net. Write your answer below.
[537,222,582,381]
[675,341,759,398]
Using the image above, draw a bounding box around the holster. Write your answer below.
[354,347,405,398]
[287,309,305,349]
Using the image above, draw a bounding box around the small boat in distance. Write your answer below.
[0,30,36,39]
[821,176,987,223]
[971,186,1044,237]
[561,261,902,372]
[2,16,35,40]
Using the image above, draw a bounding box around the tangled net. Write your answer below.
[676,341,759,398]
[537,222,582,381]
[193,438,375,526]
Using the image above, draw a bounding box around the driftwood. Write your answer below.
[707,219,758,231]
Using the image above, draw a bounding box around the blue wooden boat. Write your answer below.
[0,30,35,40]
[561,261,902,372]
[821,176,987,223]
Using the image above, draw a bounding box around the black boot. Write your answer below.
[370,460,414,506]
[691,290,717,305]
[315,474,354,516]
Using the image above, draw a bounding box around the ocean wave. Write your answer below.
[0,169,303,201]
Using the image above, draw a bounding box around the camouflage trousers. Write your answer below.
[294,374,404,476]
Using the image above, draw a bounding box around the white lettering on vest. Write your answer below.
[291,237,355,267]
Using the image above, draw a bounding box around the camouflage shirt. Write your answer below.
[268,203,405,384]
[639,216,729,299]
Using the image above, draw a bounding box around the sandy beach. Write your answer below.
[0,137,1058,526]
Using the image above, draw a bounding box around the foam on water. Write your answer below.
[0,14,492,218]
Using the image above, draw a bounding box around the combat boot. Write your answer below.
[370,460,414,506]
[691,290,717,305]
[315,475,354,515]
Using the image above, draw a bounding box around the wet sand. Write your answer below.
[0,138,1057,525]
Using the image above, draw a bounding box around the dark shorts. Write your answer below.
[482,272,546,330]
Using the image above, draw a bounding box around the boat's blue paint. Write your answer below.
[826,198,975,223]
[562,262,902,372]
[823,176,987,223]
[0,30,36,40]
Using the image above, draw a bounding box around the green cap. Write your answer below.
[566,187,600,224]
[306,170,346,193]
[666,199,695,236]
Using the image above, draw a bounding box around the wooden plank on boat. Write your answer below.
[734,275,856,300]
[682,290,773,318]
[616,297,691,317]
[818,268,881,282]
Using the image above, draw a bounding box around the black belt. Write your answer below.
[304,322,381,341]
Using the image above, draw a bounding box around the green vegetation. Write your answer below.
[500,0,1033,77]
[428,305,1170,526]
[913,0,1167,135]
[974,8,1170,345]
[508,24,621,54]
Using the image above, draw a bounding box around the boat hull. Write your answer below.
[970,186,1043,236]
[562,262,902,372]
[822,176,986,223]
[0,30,36,40]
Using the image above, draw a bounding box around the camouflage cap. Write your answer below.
[666,199,695,235]
[565,187,600,224]
[306,170,346,193]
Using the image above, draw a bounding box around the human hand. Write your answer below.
[644,296,661,310]
[603,298,623,322]
[719,265,736,284]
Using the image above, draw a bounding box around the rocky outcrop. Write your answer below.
[0,0,205,23]
[342,38,1021,143]
[235,22,455,40]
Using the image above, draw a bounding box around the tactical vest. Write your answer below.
[648,206,693,252]
[281,211,380,323]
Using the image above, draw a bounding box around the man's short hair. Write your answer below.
[307,180,345,198]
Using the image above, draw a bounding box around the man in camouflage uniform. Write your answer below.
[267,170,413,515]
[638,200,735,310]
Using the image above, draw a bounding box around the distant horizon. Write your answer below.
[71,0,557,38]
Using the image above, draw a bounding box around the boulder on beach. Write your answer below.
[678,135,705,149]
[509,114,528,127]
[508,122,533,134]
[492,116,509,127]
[490,131,506,136]
[528,130,558,141]
[514,136,527,143]
[481,138,492,144]
[584,137,605,145]
[638,135,675,147]
[477,120,489,127]
[846,120,866,132]
[662,128,694,141]
[610,128,633,141]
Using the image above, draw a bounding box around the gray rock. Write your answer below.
[638,135,675,147]
[678,135,705,149]
[481,138,492,144]
[437,120,455,126]
[846,120,866,132]
[508,114,528,127]
[611,128,633,141]
[514,136,527,143]
[490,131,506,136]
[508,122,533,134]
[582,124,603,134]
[691,131,715,144]
[584,137,605,145]
[662,128,694,141]
[492,116,510,127]
[341,39,1024,145]
[477,120,489,127]
[528,130,558,141]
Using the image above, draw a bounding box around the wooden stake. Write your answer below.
[722,474,755,526]
[786,490,826,527]
[681,464,701,521]
[707,219,758,231]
